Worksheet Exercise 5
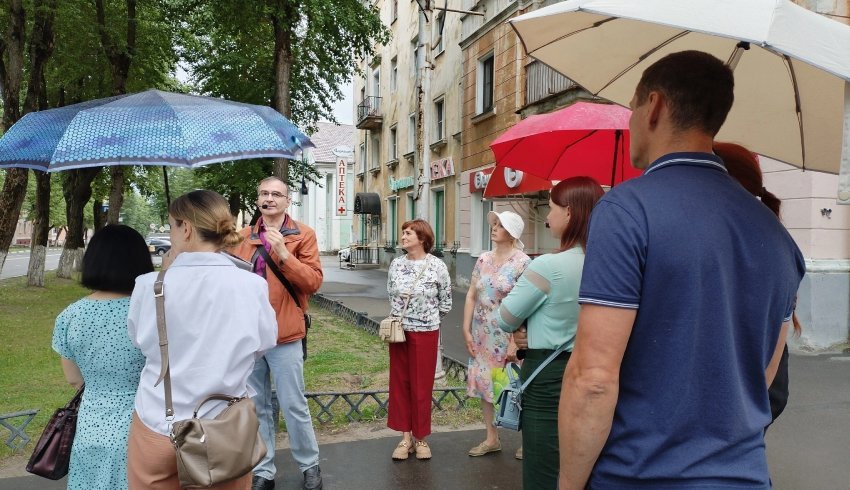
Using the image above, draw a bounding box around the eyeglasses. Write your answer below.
[259,191,289,200]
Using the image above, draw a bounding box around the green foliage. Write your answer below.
[120,189,158,235]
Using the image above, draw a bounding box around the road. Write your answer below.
[0,249,62,280]
[0,249,162,280]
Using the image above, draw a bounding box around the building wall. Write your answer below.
[353,0,462,258]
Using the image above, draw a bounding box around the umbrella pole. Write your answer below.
[162,166,172,205]
[610,130,622,186]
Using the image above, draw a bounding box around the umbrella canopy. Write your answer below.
[489,101,641,188]
[0,89,313,172]
[510,0,850,174]
[482,165,554,198]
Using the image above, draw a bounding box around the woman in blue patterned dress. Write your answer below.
[52,225,153,489]
[463,211,530,458]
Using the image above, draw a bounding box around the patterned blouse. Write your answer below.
[387,254,453,331]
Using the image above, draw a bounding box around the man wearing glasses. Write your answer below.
[231,176,324,490]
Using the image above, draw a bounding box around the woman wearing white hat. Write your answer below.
[463,210,530,459]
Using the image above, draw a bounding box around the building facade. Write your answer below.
[352,0,463,269]
[289,122,356,253]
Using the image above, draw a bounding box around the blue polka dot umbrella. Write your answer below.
[0,89,313,171]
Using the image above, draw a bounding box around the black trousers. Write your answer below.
[520,349,571,490]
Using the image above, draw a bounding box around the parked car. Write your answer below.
[146,238,171,256]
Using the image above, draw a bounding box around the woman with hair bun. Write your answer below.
[126,190,278,489]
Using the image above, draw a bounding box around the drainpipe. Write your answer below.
[416,4,432,220]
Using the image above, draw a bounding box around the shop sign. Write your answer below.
[430,157,455,181]
[332,146,354,158]
[469,167,495,192]
[389,175,415,192]
[336,158,347,216]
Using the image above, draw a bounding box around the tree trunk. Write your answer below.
[27,170,51,286]
[0,0,58,276]
[271,1,297,180]
[93,199,106,230]
[228,192,241,218]
[0,0,29,275]
[58,168,99,278]
[107,165,125,224]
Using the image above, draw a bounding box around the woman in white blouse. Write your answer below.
[386,219,452,461]
[126,190,278,489]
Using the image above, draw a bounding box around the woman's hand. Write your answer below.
[506,337,519,363]
[513,326,528,350]
[463,328,475,357]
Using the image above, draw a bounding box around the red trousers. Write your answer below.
[387,329,439,439]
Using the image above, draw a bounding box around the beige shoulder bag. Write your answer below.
[153,270,266,488]
[379,257,431,343]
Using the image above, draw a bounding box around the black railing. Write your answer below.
[357,96,382,122]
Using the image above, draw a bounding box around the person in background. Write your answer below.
[463,210,530,459]
[126,190,278,489]
[713,141,803,425]
[496,177,604,489]
[558,51,805,489]
[230,177,325,490]
[52,225,153,490]
[387,219,452,461]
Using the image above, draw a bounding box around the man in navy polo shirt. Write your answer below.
[557,51,805,489]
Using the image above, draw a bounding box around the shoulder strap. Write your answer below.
[399,256,431,318]
[153,269,174,419]
[256,245,303,310]
[519,342,571,392]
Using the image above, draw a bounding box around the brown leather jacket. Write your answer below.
[229,216,323,345]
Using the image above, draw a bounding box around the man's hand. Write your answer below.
[513,326,528,350]
[265,228,291,263]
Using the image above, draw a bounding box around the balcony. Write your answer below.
[356,96,383,130]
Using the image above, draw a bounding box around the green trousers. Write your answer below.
[520,349,570,490]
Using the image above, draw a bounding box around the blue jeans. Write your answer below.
[249,341,320,478]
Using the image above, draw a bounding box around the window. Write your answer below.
[410,39,419,77]
[388,198,398,246]
[407,192,416,220]
[471,196,493,254]
[390,126,398,159]
[359,142,366,173]
[370,135,380,171]
[391,57,398,91]
[434,99,445,141]
[372,68,381,98]
[477,52,495,114]
[434,12,445,54]
[408,113,416,152]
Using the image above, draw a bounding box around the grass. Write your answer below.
[0,275,480,461]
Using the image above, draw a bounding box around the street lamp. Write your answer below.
[300,176,309,195]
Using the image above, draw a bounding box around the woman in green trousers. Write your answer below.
[496,177,604,488]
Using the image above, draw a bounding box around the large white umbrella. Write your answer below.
[509,0,850,175]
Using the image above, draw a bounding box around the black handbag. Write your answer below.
[26,384,84,479]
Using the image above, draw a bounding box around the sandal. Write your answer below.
[392,440,414,460]
[414,440,432,460]
[468,440,502,457]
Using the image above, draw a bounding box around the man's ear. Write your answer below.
[647,91,664,128]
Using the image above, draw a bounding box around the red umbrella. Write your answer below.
[489,101,641,186]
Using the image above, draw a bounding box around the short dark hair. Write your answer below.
[635,50,734,136]
[81,225,154,294]
[550,176,605,252]
[401,219,435,253]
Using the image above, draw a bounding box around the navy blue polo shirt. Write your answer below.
[579,152,805,488]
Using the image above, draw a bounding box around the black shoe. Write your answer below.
[303,465,323,490]
[252,474,275,490]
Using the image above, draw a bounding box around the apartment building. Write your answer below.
[352,0,463,268]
